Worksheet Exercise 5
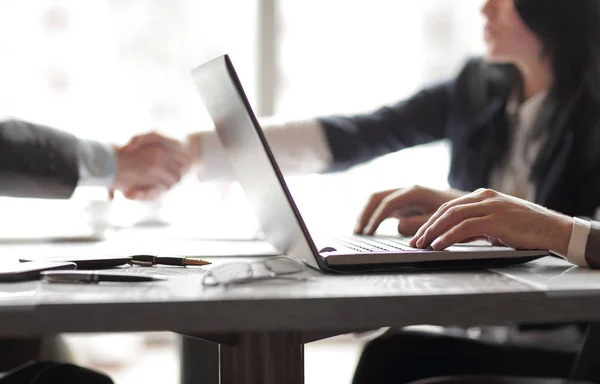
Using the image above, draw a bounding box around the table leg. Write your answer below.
[180,335,219,384]
[220,332,304,384]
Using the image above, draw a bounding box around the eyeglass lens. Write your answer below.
[204,257,306,286]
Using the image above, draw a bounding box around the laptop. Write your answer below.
[191,55,548,272]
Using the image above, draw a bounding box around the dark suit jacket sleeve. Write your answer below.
[318,81,452,172]
[316,59,490,172]
[0,119,80,199]
[585,222,600,269]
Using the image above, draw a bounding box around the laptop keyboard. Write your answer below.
[329,235,418,253]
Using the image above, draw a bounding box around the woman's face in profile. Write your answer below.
[480,0,543,65]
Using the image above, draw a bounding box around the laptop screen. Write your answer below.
[191,55,325,270]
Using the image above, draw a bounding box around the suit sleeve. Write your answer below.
[585,221,600,268]
[318,82,452,172]
[317,58,488,172]
[0,119,80,199]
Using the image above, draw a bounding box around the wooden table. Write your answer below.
[3,253,600,384]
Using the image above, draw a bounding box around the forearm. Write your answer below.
[187,77,453,177]
[0,119,80,199]
[318,85,451,172]
[0,118,119,199]
[187,118,332,181]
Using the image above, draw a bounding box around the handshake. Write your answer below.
[111,132,198,200]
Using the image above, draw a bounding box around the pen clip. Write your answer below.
[130,255,157,267]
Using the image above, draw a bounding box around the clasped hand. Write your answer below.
[111,132,191,200]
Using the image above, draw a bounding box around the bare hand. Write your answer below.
[354,186,467,236]
[112,132,190,200]
[409,188,573,254]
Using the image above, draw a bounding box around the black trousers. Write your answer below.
[352,330,578,384]
[0,361,113,384]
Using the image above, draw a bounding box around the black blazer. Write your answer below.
[0,119,79,199]
[319,58,600,218]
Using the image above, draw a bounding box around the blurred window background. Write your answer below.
[0,1,484,383]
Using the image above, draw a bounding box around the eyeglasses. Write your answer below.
[202,256,311,287]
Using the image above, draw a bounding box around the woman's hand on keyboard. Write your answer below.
[409,188,572,255]
[354,186,467,236]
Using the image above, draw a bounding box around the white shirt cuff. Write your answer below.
[564,217,592,267]
[76,139,117,188]
[260,117,333,175]
[197,118,332,180]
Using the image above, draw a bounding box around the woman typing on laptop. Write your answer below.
[182,0,600,256]
[173,0,600,382]
[351,1,600,383]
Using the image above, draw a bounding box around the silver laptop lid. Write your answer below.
[191,55,325,270]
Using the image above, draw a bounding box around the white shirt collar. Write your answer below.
[506,90,548,121]
[519,90,548,122]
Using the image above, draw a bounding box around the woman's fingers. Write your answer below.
[410,189,498,246]
[415,201,494,248]
[429,217,493,250]
[397,214,432,236]
[354,189,400,234]
[363,187,436,235]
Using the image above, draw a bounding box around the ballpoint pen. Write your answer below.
[40,270,166,284]
[130,254,211,267]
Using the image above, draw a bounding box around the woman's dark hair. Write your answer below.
[498,0,600,181]
[515,0,600,98]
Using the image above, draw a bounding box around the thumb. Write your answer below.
[124,187,161,201]
[123,132,162,152]
[397,214,432,236]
